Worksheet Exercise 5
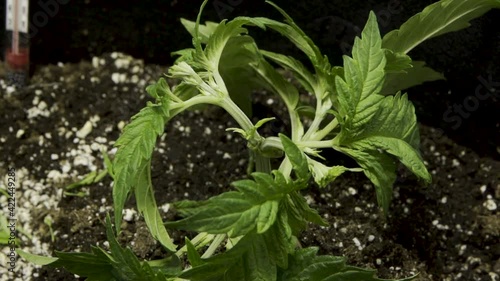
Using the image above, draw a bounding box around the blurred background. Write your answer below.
[1,0,499,160]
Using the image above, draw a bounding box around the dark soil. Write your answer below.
[0,53,499,281]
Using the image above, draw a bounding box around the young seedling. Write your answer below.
[19,0,500,280]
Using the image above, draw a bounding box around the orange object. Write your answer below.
[6,48,29,70]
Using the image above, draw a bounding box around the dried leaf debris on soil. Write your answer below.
[0,53,499,281]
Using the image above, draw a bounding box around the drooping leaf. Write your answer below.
[199,17,266,72]
[252,3,337,104]
[334,12,430,214]
[112,79,171,245]
[17,249,58,266]
[262,209,296,268]
[219,35,264,116]
[382,0,500,54]
[307,158,362,188]
[335,147,397,215]
[135,162,177,251]
[180,18,219,44]
[165,172,294,237]
[103,152,115,178]
[181,233,278,281]
[340,93,430,181]
[113,105,166,233]
[103,215,167,280]
[381,61,445,95]
[260,50,316,94]
[20,216,181,280]
[261,1,324,66]
[65,169,108,191]
[252,58,300,110]
[278,247,417,281]
[51,248,116,280]
[336,95,431,213]
[285,191,328,234]
[383,50,412,74]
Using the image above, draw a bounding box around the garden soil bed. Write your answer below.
[0,53,499,281]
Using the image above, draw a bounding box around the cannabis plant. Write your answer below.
[20,0,500,280]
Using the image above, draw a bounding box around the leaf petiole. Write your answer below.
[176,232,216,258]
[201,234,226,259]
[311,117,339,141]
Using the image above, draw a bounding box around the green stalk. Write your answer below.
[289,110,302,142]
[220,98,272,173]
[168,94,272,174]
[169,95,222,117]
[302,112,324,141]
[301,87,324,140]
[261,136,283,151]
[201,234,226,259]
[311,118,338,141]
[176,232,215,258]
[279,158,293,178]
[298,140,334,149]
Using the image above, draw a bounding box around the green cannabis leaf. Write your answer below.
[165,171,296,237]
[218,35,262,116]
[178,19,266,116]
[260,50,316,94]
[134,162,177,252]
[334,12,431,213]
[279,134,310,183]
[181,233,278,281]
[380,0,500,96]
[307,158,363,188]
[335,11,386,130]
[336,93,432,213]
[19,215,182,281]
[382,0,500,54]
[382,61,445,95]
[252,56,300,113]
[278,247,417,281]
[180,19,219,44]
[383,50,412,74]
[112,78,175,251]
[112,106,165,229]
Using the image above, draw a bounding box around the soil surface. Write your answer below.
[0,53,499,281]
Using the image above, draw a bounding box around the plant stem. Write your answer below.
[169,95,221,117]
[220,98,272,173]
[289,112,302,142]
[302,113,323,141]
[263,136,333,150]
[312,118,338,141]
[168,95,272,173]
[176,232,215,258]
[201,234,226,259]
[298,140,334,149]
[261,136,283,151]
[302,92,324,140]
[254,151,272,173]
[279,157,293,178]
